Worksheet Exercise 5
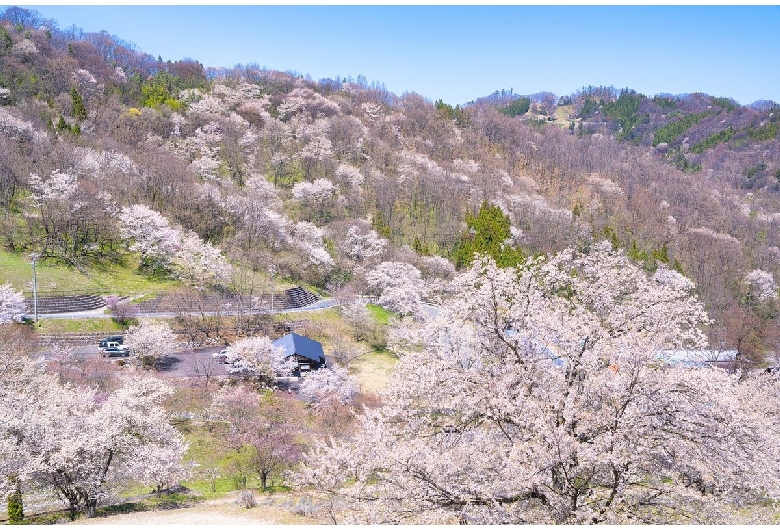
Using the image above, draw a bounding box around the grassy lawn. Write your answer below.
[366,304,392,325]
[35,317,125,334]
[350,348,398,394]
[0,250,178,296]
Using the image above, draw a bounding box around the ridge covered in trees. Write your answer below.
[0,6,778,362]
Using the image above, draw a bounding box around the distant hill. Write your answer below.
[477,86,780,193]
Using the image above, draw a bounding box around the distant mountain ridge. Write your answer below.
[476,87,780,193]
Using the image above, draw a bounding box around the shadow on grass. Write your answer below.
[96,501,148,517]
[93,490,202,519]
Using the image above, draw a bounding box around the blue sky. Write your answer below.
[21,5,780,106]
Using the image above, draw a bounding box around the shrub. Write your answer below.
[7,484,24,523]
[237,489,256,509]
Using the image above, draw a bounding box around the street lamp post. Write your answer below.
[30,252,39,323]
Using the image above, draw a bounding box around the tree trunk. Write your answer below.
[85,498,97,518]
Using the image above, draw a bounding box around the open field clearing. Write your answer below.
[350,348,397,393]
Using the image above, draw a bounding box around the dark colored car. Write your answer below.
[99,336,124,349]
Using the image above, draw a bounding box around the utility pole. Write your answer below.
[270,266,275,314]
[30,252,39,323]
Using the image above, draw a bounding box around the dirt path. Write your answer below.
[70,492,319,525]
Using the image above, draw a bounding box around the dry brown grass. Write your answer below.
[350,349,397,394]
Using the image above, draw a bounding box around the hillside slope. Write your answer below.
[1,7,779,362]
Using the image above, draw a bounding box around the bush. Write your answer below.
[237,489,256,509]
[105,295,139,326]
[7,485,24,523]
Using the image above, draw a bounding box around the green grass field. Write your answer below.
[366,304,392,325]
[0,250,178,295]
[34,317,125,334]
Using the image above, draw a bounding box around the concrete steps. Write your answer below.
[24,294,106,315]
[134,287,320,314]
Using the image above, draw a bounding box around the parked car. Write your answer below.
[99,335,124,349]
[102,346,130,358]
[211,350,229,363]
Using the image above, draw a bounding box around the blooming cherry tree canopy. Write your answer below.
[0,283,26,324]
[225,336,297,385]
[295,243,780,524]
[366,261,426,318]
[298,363,359,405]
[744,268,778,302]
[119,204,231,285]
[125,319,178,367]
[2,374,187,519]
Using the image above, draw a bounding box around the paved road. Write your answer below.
[49,344,303,392]
[32,298,339,320]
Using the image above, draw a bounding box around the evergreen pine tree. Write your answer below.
[70,87,87,121]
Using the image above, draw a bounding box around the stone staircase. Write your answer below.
[284,286,320,308]
[134,287,320,314]
[23,287,320,316]
[37,331,114,348]
[24,294,106,315]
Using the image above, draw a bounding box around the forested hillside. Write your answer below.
[1,6,779,363]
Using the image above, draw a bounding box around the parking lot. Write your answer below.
[46,343,231,378]
[40,341,303,393]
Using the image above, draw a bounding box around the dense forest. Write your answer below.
[2,6,780,523]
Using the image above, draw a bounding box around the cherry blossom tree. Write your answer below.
[0,326,41,503]
[224,336,296,387]
[290,221,335,271]
[295,242,780,524]
[119,204,230,285]
[0,107,48,144]
[129,436,192,497]
[340,225,387,265]
[125,319,178,369]
[243,395,306,491]
[298,120,335,180]
[333,163,365,189]
[7,376,187,520]
[339,300,375,343]
[172,231,232,285]
[118,204,179,270]
[226,175,288,252]
[26,169,111,261]
[212,386,306,490]
[298,363,359,405]
[0,283,26,324]
[28,169,77,206]
[366,261,426,318]
[291,178,339,224]
[744,269,778,302]
[104,295,139,325]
